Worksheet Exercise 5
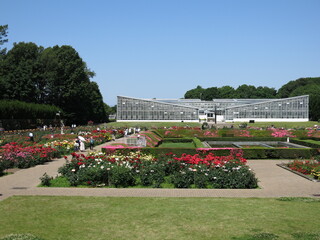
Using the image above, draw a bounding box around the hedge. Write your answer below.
[242,148,318,159]
[109,147,319,159]
[158,137,205,148]
[140,147,230,156]
[0,100,62,130]
[290,139,320,148]
[162,138,193,143]
[198,137,287,142]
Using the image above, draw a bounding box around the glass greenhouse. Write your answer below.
[117,95,309,122]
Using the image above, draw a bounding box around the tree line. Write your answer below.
[184,77,320,121]
[0,25,109,125]
[185,85,277,100]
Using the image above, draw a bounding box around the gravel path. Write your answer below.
[1,139,319,200]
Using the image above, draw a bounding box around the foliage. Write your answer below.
[55,149,258,189]
[242,148,317,159]
[311,165,320,179]
[185,77,320,121]
[277,77,320,121]
[287,160,320,177]
[0,100,62,130]
[40,173,53,186]
[0,142,57,170]
[184,84,277,99]
[0,24,8,56]
[201,122,209,130]
[0,42,107,125]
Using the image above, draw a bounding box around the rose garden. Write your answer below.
[1,123,320,188]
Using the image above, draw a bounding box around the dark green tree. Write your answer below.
[39,45,105,124]
[202,87,220,100]
[0,24,8,56]
[0,42,107,124]
[278,77,320,121]
[0,42,43,102]
[235,84,258,98]
[219,86,236,98]
[255,86,277,98]
[184,85,205,99]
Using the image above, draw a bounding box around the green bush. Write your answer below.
[242,148,317,159]
[290,139,320,148]
[138,162,166,188]
[192,137,205,148]
[0,100,62,130]
[162,138,193,143]
[198,137,286,142]
[170,170,194,188]
[201,122,209,130]
[208,162,258,189]
[40,173,53,186]
[109,165,135,187]
[169,161,258,189]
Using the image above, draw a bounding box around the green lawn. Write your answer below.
[158,142,195,148]
[103,121,319,129]
[0,196,319,240]
[104,122,201,128]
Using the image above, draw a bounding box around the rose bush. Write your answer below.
[0,142,57,169]
[287,159,320,177]
[55,149,258,189]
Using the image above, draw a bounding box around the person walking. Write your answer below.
[89,137,95,150]
[29,132,34,142]
[74,138,80,151]
[78,136,86,152]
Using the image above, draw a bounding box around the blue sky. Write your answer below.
[1,0,320,105]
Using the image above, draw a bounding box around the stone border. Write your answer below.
[277,163,320,182]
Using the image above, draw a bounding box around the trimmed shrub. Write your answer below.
[199,137,287,142]
[242,148,318,159]
[0,100,62,130]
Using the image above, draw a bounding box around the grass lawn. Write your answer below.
[104,122,201,128]
[158,142,195,148]
[0,196,319,240]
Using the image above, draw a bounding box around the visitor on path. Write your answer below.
[29,132,34,142]
[74,138,80,151]
[89,137,95,150]
[78,136,86,152]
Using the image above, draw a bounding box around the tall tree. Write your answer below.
[202,87,220,100]
[278,77,320,121]
[219,86,236,98]
[184,85,205,99]
[0,24,8,56]
[235,84,257,98]
[0,42,107,124]
[0,42,43,102]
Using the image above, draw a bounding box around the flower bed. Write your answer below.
[0,128,117,175]
[52,149,258,189]
[156,127,316,139]
[285,160,320,180]
[0,142,57,174]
